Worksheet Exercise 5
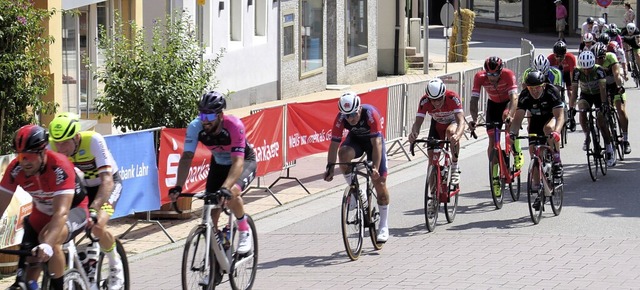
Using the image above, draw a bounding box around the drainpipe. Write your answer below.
[394,0,400,75]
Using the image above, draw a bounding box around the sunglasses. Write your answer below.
[18,152,40,162]
[199,112,218,122]
[343,111,358,119]
[430,97,445,102]
[486,72,501,77]
[554,54,565,58]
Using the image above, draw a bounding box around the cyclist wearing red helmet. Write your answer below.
[469,56,523,196]
[0,125,88,290]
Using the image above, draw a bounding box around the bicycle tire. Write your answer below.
[367,183,384,250]
[182,225,215,290]
[63,269,90,290]
[96,239,130,290]
[550,175,563,216]
[609,110,625,161]
[527,160,543,225]
[340,186,363,261]
[587,116,599,181]
[443,163,458,223]
[488,149,504,209]
[504,149,520,202]
[424,165,438,232]
[229,215,258,290]
[633,61,640,88]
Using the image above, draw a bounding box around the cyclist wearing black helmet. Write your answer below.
[169,91,257,254]
[548,40,578,130]
[510,70,565,193]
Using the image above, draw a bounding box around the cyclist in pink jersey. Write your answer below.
[469,56,524,172]
[408,78,466,184]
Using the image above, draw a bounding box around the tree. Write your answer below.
[93,11,222,132]
[0,0,55,154]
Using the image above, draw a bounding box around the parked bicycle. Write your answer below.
[471,121,522,209]
[174,190,258,290]
[410,138,460,232]
[327,160,383,261]
[522,134,564,224]
[580,107,608,181]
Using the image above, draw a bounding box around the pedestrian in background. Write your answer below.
[555,0,568,42]
[624,3,635,26]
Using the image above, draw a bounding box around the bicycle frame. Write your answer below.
[528,135,555,196]
[477,122,520,183]
[410,139,458,202]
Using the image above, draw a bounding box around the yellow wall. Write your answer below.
[34,0,63,126]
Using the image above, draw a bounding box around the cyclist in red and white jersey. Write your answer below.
[408,78,465,184]
[469,56,524,172]
[0,125,88,290]
[548,40,578,128]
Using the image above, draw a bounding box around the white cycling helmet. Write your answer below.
[583,32,595,43]
[338,92,361,115]
[578,51,596,69]
[597,18,606,26]
[532,54,550,74]
[627,22,636,33]
[425,78,446,99]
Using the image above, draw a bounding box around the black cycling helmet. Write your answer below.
[591,42,607,58]
[553,40,567,55]
[14,125,48,153]
[586,17,595,24]
[597,33,611,44]
[484,56,504,74]
[525,70,546,87]
[198,91,226,113]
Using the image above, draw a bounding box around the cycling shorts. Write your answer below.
[579,92,604,109]
[86,173,123,216]
[562,71,572,89]
[206,159,257,193]
[485,100,510,131]
[341,133,388,177]
[527,115,554,146]
[606,83,627,103]
[427,119,455,149]
[24,203,88,244]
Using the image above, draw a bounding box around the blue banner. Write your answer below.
[105,131,161,218]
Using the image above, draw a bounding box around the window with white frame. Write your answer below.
[346,0,367,59]
[300,0,323,73]
[230,0,242,41]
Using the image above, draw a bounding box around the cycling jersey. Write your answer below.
[185,115,257,165]
[517,84,564,117]
[521,67,563,86]
[0,150,88,216]
[548,52,577,74]
[620,28,640,49]
[471,68,518,103]
[416,90,463,125]
[572,65,607,95]
[598,52,619,85]
[331,104,384,141]
[50,131,118,188]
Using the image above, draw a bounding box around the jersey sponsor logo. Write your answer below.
[232,147,245,153]
[420,98,429,106]
[54,166,69,185]
[78,149,86,156]
[452,96,461,106]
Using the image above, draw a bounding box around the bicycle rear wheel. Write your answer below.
[230,215,258,290]
[424,165,439,232]
[550,175,563,216]
[443,165,458,223]
[63,269,90,290]
[505,150,521,202]
[609,111,625,161]
[96,239,130,290]
[488,149,504,209]
[341,186,363,261]
[182,225,215,290]
[527,160,543,225]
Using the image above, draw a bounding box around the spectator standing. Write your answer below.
[555,0,568,42]
[624,3,635,26]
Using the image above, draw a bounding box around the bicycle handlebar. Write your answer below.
[0,247,35,257]
[409,138,450,156]
[171,190,232,214]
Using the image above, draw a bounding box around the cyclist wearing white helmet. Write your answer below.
[580,32,597,54]
[325,92,391,243]
[581,17,597,37]
[408,78,466,184]
[622,22,640,73]
[571,51,617,167]
[521,54,563,89]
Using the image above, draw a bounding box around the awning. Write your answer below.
[62,0,106,10]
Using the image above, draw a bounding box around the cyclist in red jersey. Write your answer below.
[0,125,88,290]
[548,40,578,129]
[469,56,524,170]
[408,78,466,184]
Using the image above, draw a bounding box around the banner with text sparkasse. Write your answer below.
[285,87,389,162]
[241,106,284,176]
[158,128,212,205]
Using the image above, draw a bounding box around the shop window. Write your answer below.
[300,0,323,74]
[346,0,368,60]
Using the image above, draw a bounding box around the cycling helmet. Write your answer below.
[524,70,546,87]
[627,23,636,33]
[607,41,620,53]
[425,78,446,99]
[532,54,550,74]
[591,42,607,58]
[338,92,361,115]
[198,91,226,113]
[586,17,595,24]
[14,125,48,153]
[578,51,596,69]
[610,23,618,31]
[583,33,595,43]
[484,56,504,74]
[553,40,567,55]
[597,33,610,44]
[49,112,81,142]
[597,18,606,26]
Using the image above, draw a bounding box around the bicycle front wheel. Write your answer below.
[97,239,130,290]
[550,176,564,216]
[341,186,363,261]
[230,215,258,290]
[489,149,504,209]
[527,160,543,225]
[443,164,458,223]
[424,165,438,232]
[505,149,521,202]
[63,269,90,290]
[182,225,216,290]
[366,184,384,250]
[608,113,624,161]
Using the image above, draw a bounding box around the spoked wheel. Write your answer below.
[489,149,504,209]
[367,186,384,250]
[599,149,608,176]
[424,165,439,232]
[550,176,564,216]
[609,112,625,161]
[527,161,543,225]
[182,225,215,290]
[587,149,598,182]
[443,165,458,223]
[97,239,130,290]
[229,215,258,290]
[341,186,363,261]
[505,150,520,202]
[63,269,90,290]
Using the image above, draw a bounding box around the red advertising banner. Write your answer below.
[157,128,212,204]
[286,88,390,162]
[241,106,284,177]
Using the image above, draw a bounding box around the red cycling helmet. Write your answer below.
[484,56,504,74]
[14,125,48,153]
